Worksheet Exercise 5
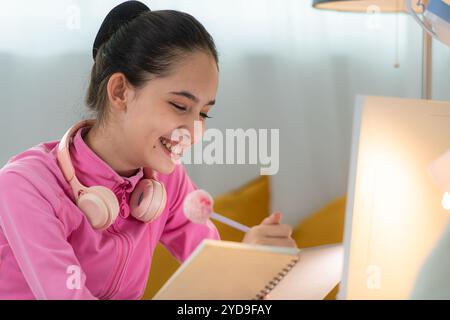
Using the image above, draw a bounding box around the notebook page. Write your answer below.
[268,244,344,300]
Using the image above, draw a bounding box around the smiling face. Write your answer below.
[105,51,219,175]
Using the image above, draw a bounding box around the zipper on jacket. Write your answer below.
[99,184,133,300]
[99,227,125,300]
[103,224,132,299]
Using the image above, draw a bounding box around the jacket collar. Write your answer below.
[69,125,144,195]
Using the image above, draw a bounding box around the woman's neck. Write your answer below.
[83,124,139,178]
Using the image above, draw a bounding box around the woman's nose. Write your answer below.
[170,124,202,146]
[169,127,191,146]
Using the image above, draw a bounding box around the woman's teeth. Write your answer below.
[160,137,183,157]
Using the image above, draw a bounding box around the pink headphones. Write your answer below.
[57,120,167,230]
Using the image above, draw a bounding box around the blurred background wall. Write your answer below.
[0,0,449,226]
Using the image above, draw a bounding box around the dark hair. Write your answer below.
[86,7,219,126]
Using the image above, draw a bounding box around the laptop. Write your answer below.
[339,96,450,299]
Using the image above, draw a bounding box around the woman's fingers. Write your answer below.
[242,211,297,248]
[253,224,293,238]
[253,236,297,248]
[261,211,282,225]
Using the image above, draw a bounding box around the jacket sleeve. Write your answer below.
[0,171,97,300]
[159,165,221,263]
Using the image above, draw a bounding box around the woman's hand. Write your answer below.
[242,212,297,248]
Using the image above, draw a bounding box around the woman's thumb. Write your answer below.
[262,211,282,225]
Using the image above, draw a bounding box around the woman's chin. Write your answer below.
[148,140,183,174]
[149,158,177,175]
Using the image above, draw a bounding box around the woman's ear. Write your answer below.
[107,72,132,112]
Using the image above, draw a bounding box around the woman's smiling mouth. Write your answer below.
[159,136,184,159]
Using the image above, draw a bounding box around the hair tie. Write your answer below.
[92,1,150,60]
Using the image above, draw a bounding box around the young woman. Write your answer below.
[0,1,296,299]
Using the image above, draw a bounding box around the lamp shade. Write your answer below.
[312,0,424,13]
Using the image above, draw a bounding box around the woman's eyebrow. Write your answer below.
[170,91,215,106]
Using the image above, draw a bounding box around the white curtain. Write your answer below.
[1,0,449,226]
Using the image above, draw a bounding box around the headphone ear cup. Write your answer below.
[77,186,119,230]
[130,179,167,223]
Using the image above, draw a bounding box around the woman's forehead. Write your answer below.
[145,53,218,100]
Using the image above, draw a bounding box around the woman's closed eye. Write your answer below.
[169,102,212,119]
[169,102,187,112]
[200,112,212,119]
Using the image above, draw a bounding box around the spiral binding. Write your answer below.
[253,254,301,300]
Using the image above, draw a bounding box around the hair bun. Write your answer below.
[93,1,150,60]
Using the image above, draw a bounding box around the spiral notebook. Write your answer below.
[153,240,343,300]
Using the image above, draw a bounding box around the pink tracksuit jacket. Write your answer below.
[0,126,221,299]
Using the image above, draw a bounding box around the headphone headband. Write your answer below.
[57,120,95,200]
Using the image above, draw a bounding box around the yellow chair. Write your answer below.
[292,195,346,248]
